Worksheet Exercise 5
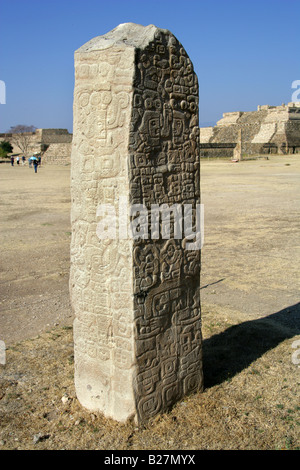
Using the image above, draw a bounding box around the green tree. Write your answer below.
[0,140,13,158]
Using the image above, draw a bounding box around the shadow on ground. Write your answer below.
[203,302,300,388]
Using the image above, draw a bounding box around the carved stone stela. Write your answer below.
[70,23,203,424]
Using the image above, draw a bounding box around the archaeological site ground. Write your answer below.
[0,154,299,450]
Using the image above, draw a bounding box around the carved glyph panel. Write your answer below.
[70,24,203,424]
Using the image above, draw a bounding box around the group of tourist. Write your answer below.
[10,154,41,173]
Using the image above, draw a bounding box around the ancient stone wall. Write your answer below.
[200,102,300,157]
[42,142,72,165]
[0,128,72,162]
[0,131,40,155]
[37,128,73,144]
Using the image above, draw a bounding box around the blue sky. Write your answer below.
[0,0,299,133]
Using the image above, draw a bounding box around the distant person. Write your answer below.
[38,155,41,166]
[10,156,14,166]
[29,157,32,168]
[22,156,26,166]
[33,159,38,173]
[16,156,20,165]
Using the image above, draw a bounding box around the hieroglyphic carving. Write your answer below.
[71,23,203,425]
[129,28,203,423]
[71,41,137,421]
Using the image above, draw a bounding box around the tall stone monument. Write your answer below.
[70,23,203,424]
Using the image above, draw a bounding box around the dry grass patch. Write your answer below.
[0,304,299,450]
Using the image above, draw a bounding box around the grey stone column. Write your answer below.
[70,23,203,424]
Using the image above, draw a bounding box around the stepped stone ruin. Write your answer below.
[200,102,300,158]
[0,128,72,164]
[70,23,203,424]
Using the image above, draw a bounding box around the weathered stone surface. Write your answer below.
[200,102,300,157]
[1,128,73,162]
[43,142,72,165]
[70,23,203,424]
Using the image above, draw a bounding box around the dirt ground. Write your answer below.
[0,156,299,450]
[0,164,73,345]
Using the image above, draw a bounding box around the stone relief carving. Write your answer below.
[128,27,202,423]
[70,23,203,424]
